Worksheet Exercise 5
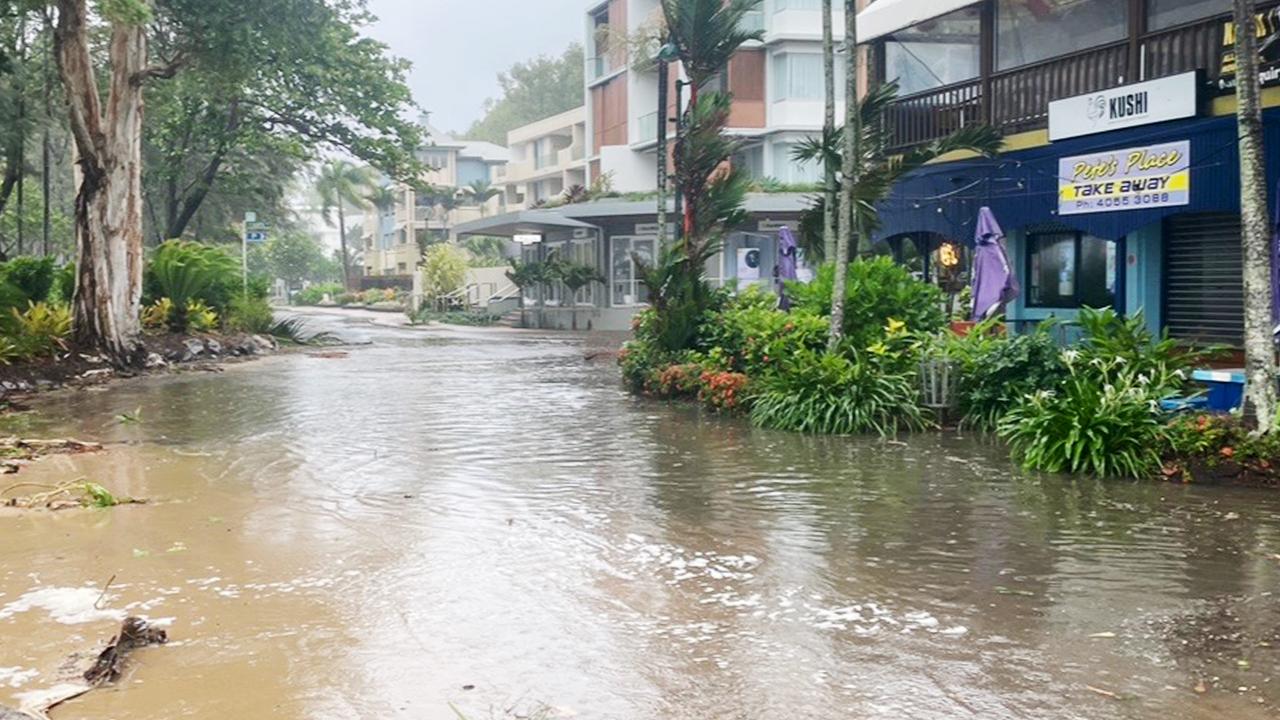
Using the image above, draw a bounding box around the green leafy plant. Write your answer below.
[185,300,219,332]
[696,286,828,377]
[0,256,56,304]
[52,263,76,305]
[698,370,749,412]
[145,241,240,332]
[788,258,945,347]
[8,302,73,358]
[225,295,275,334]
[294,282,345,306]
[750,348,928,436]
[141,298,174,330]
[1074,306,1216,397]
[998,356,1164,478]
[933,321,1065,430]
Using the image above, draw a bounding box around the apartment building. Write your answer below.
[860,0,1274,348]
[363,129,510,278]
[584,0,848,192]
[504,107,589,209]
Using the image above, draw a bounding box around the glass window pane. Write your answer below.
[1029,233,1075,307]
[884,7,981,95]
[790,54,823,100]
[1147,0,1226,31]
[1078,236,1117,309]
[997,0,1129,71]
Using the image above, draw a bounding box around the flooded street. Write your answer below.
[2,308,1279,720]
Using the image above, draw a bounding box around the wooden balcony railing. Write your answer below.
[883,9,1251,151]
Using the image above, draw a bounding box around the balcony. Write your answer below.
[589,55,613,82]
[739,9,764,34]
[636,112,659,144]
[882,9,1241,152]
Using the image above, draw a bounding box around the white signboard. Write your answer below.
[1048,71,1200,142]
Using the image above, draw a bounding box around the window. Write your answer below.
[733,145,765,179]
[422,150,450,170]
[397,262,407,273]
[771,143,821,184]
[884,7,980,96]
[569,238,598,306]
[611,236,655,306]
[1027,231,1118,308]
[997,0,1128,71]
[1147,0,1226,31]
[773,0,820,11]
[771,52,824,100]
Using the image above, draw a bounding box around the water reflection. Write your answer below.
[1,313,1278,719]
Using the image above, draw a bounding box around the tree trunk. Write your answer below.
[821,0,837,263]
[829,0,859,351]
[56,0,148,367]
[1234,0,1278,432]
[337,202,351,290]
[682,83,699,242]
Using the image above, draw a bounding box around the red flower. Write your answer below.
[1221,446,1235,459]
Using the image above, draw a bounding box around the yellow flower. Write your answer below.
[885,318,906,336]
[868,341,889,356]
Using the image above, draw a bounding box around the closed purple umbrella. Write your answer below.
[775,226,799,311]
[970,206,1020,321]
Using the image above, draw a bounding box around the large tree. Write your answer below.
[820,0,837,264]
[144,0,422,242]
[464,44,585,145]
[1233,0,1277,431]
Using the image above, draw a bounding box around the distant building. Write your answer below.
[362,128,510,278]
[503,107,589,210]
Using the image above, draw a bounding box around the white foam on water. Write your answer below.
[0,666,38,688]
[0,587,125,625]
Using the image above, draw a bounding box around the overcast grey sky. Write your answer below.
[364,1,587,136]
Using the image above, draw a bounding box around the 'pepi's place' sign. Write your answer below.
[1058,141,1190,216]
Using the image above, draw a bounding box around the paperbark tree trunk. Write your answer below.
[829,0,859,351]
[1234,0,1278,432]
[821,0,837,263]
[55,0,148,367]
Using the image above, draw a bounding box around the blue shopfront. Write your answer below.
[874,106,1280,347]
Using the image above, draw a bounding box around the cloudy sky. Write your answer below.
[363,0,588,135]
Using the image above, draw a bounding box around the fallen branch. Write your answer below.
[1,617,168,720]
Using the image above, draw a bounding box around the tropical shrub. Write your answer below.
[648,363,703,399]
[422,244,470,304]
[698,370,749,412]
[51,263,75,305]
[0,256,56,304]
[697,286,828,376]
[295,283,344,306]
[0,281,28,316]
[142,298,174,330]
[1163,414,1280,466]
[226,295,275,334]
[619,308,676,393]
[185,300,219,332]
[145,241,240,331]
[933,321,1065,429]
[998,356,1164,478]
[750,349,928,435]
[7,302,72,358]
[1074,306,1213,397]
[335,293,359,306]
[788,258,946,346]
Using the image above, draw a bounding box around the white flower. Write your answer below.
[1104,383,1115,395]
[1090,356,1106,367]
[1062,349,1080,364]
[1137,373,1150,386]
[1174,369,1186,380]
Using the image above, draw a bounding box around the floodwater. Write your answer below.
[2,308,1279,720]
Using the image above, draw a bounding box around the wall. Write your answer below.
[600,145,655,192]
[592,77,629,152]
[728,50,767,128]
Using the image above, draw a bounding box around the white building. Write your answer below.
[504,107,589,209]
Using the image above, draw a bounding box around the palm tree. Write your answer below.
[463,180,502,216]
[315,160,372,290]
[366,185,398,215]
[660,0,763,242]
[555,261,606,330]
[793,80,1003,348]
[505,258,551,329]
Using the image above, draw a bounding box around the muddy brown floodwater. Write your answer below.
[2,308,1279,720]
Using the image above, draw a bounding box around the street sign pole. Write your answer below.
[242,211,255,297]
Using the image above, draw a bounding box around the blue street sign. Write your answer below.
[245,231,268,243]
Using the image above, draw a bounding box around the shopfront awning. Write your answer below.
[857,0,981,43]
[453,210,598,239]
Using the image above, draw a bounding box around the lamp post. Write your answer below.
[655,41,679,248]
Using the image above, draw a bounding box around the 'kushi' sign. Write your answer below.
[1048,72,1199,141]
[1057,140,1190,216]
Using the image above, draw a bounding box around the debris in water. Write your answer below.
[0,438,102,475]
[1085,685,1120,699]
[1,479,143,511]
[1088,632,1117,639]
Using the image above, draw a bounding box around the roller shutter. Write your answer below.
[1163,213,1243,346]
